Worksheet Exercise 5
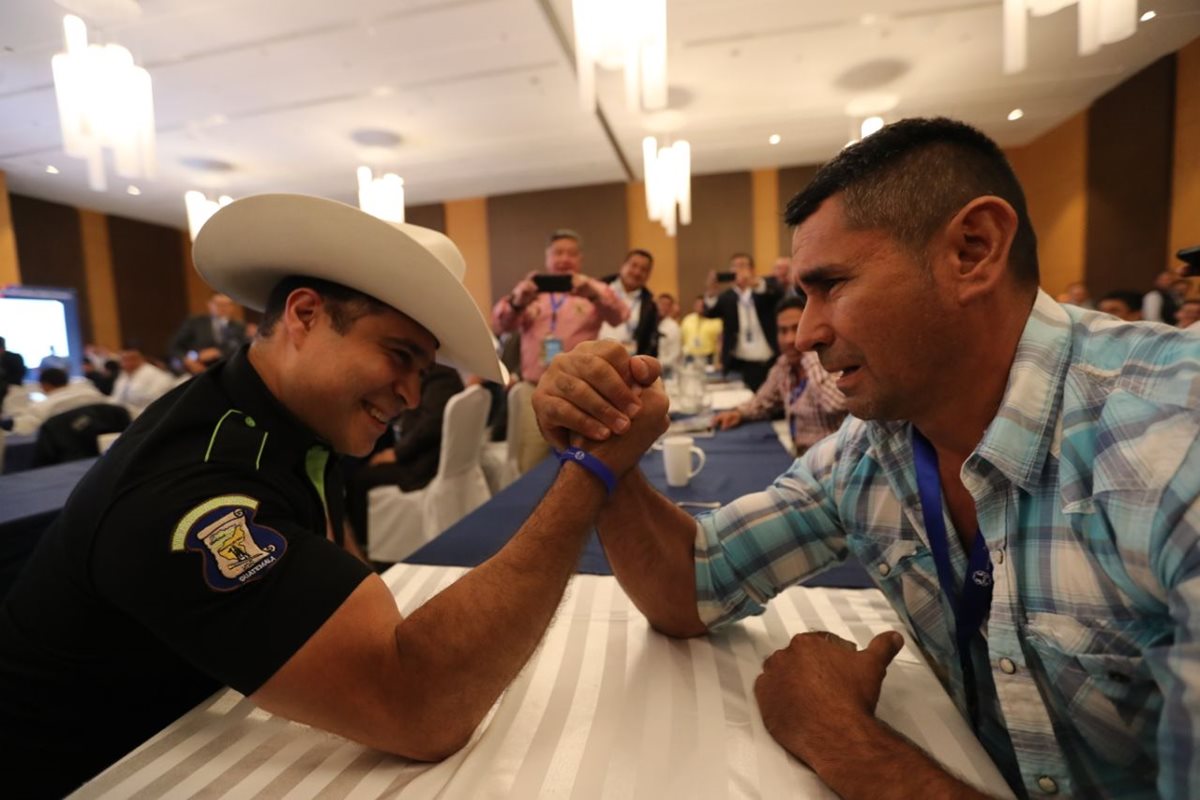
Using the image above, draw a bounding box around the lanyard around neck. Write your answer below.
[911,429,994,686]
[787,377,808,444]
[549,292,567,333]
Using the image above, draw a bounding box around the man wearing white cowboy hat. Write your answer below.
[0,193,670,797]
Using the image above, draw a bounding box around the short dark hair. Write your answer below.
[625,248,654,266]
[1100,290,1143,314]
[730,252,755,268]
[39,367,68,388]
[784,117,1039,286]
[547,228,582,249]
[657,292,675,302]
[259,276,390,336]
[776,295,806,316]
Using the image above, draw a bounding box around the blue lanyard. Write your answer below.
[912,428,993,719]
[548,293,567,333]
[787,378,807,444]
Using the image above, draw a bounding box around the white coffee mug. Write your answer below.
[663,435,706,487]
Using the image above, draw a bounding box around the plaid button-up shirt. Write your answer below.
[694,290,1200,799]
[737,351,847,450]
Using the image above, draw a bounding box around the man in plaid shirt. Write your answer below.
[712,294,847,454]
[532,118,1200,798]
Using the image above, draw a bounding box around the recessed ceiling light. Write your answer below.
[1007,108,1024,121]
[126,185,141,196]
[1140,10,1156,22]
[45,165,59,174]
[768,134,781,145]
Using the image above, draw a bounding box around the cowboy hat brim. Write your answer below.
[192,194,504,383]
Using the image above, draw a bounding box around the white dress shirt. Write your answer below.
[10,380,109,435]
[112,362,177,417]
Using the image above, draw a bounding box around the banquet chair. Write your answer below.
[32,403,131,467]
[480,380,533,493]
[367,385,493,562]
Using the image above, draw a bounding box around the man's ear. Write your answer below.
[281,288,323,344]
[937,196,1018,305]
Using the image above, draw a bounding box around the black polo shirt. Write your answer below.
[0,348,371,797]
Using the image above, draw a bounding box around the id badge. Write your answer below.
[541,335,564,364]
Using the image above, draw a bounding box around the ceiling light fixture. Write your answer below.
[1007,108,1025,121]
[572,0,667,112]
[357,166,405,224]
[184,191,233,240]
[642,136,690,237]
[45,165,60,174]
[1140,10,1156,22]
[768,134,781,145]
[861,116,885,139]
[51,14,156,192]
[125,185,141,196]
[1003,0,1139,74]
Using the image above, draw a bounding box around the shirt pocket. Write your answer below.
[1023,612,1160,773]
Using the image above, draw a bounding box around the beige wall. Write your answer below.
[625,181,679,300]
[444,197,493,317]
[1006,113,1089,296]
[0,171,19,286]
[78,210,121,350]
[1170,36,1200,274]
[751,168,781,274]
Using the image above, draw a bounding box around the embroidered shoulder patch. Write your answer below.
[171,495,287,591]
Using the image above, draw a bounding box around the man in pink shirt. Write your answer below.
[492,229,629,469]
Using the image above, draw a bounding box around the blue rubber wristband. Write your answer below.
[554,446,617,496]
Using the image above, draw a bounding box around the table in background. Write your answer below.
[2,432,37,474]
[410,420,872,589]
[75,563,1012,800]
[0,457,96,599]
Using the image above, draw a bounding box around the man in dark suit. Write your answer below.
[702,253,782,391]
[167,293,248,375]
[0,336,27,393]
[599,249,659,357]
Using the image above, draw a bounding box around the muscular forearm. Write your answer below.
[389,464,605,752]
[804,714,994,800]
[595,469,707,637]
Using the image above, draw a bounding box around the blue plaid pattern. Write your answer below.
[694,290,1200,799]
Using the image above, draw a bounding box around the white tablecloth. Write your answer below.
[75,564,1013,799]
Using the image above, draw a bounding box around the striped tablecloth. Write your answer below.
[75,564,1014,799]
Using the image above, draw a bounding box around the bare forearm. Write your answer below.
[804,714,994,800]
[595,469,707,637]
[390,465,604,744]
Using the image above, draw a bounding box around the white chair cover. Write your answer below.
[367,385,493,562]
[481,380,533,493]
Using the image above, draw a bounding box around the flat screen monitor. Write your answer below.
[0,285,85,380]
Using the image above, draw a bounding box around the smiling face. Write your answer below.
[619,252,653,292]
[281,295,437,456]
[791,195,961,422]
[545,237,582,275]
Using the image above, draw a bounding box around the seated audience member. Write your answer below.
[111,345,177,417]
[168,292,248,375]
[82,346,120,395]
[712,295,846,454]
[345,362,465,548]
[598,249,659,356]
[702,253,783,391]
[531,117,1200,799]
[0,194,666,798]
[1142,270,1180,325]
[680,295,723,365]
[491,229,628,470]
[655,293,682,371]
[9,367,108,436]
[1097,289,1144,321]
[1055,280,1094,309]
[1177,298,1200,332]
[764,256,798,297]
[0,336,28,409]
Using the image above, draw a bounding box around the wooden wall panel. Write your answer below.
[1085,55,1176,296]
[444,198,492,316]
[676,171,753,308]
[1169,36,1200,275]
[751,169,782,274]
[776,164,821,257]
[625,182,678,300]
[1006,113,1088,296]
[0,172,20,286]
[406,202,446,233]
[108,215,189,359]
[9,194,91,340]
[78,210,121,350]
[486,182,627,304]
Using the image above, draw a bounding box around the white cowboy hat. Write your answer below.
[192,193,504,383]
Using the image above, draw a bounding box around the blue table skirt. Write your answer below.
[409,421,873,589]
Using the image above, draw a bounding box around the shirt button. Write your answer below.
[992,549,1004,565]
[1037,775,1059,794]
[878,563,891,576]
[999,657,1017,675]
